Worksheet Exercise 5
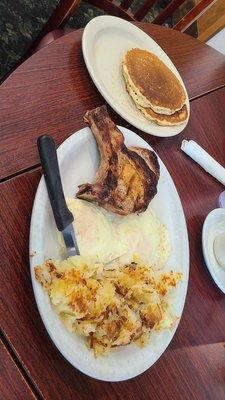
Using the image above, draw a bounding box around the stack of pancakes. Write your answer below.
[122,48,188,126]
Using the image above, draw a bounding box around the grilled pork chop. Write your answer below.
[76,106,159,215]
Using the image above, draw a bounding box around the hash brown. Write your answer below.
[35,256,182,356]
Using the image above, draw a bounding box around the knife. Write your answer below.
[37,135,79,257]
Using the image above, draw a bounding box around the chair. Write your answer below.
[26,0,218,53]
[40,0,217,35]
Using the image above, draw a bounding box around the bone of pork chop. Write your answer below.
[76,105,159,215]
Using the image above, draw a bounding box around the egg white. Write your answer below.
[64,198,170,269]
[66,198,125,264]
[115,207,171,269]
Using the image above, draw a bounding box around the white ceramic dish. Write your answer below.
[202,208,225,294]
[82,16,190,137]
[30,126,189,381]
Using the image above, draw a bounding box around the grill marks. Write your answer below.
[77,106,160,215]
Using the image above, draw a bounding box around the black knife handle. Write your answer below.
[37,135,74,231]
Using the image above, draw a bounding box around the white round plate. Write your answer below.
[202,208,225,294]
[82,16,190,137]
[30,126,189,381]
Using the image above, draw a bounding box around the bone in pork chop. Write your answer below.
[76,106,160,215]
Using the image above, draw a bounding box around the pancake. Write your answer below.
[122,48,186,115]
[138,104,188,126]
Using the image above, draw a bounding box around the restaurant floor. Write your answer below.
[0,0,196,82]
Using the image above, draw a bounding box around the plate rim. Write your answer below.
[29,126,190,381]
[202,208,225,294]
[82,15,190,138]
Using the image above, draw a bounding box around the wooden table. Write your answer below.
[0,339,36,400]
[0,23,225,400]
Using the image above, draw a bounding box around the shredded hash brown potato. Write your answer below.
[35,256,182,356]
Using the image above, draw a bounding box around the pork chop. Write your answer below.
[76,105,160,215]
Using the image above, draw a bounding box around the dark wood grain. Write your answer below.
[0,23,225,181]
[42,0,81,32]
[174,0,217,32]
[153,0,187,25]
[0,87,225,400]
[120,0,134,10]
[87,0,135,20]
[0,340,36,400]
[28,0,219,36]
[134,0,156,20]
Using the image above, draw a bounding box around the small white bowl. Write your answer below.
[202,208,225,294]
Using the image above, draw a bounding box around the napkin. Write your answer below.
[181,140,225,186]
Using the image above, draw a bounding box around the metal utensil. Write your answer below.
[37,135,79,257]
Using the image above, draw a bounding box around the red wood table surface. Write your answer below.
[0,340,36,400]
[0,23,225,400]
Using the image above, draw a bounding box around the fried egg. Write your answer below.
[65,198,125,264]
[116,207,171,269]
[62,198,170,269]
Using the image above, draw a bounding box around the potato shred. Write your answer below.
[35,256,182,356]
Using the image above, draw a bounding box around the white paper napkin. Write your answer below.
[181,140,225,186]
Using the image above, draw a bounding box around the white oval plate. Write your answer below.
[30,126,189,381]
[82,16,190,137]
[202,208,225,294]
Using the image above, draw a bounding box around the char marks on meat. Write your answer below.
[76,105,160,215]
